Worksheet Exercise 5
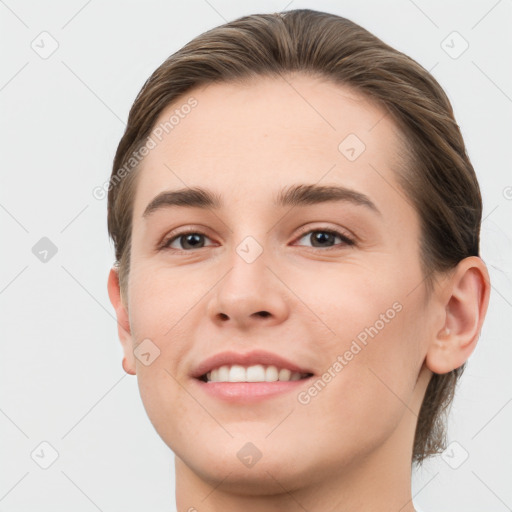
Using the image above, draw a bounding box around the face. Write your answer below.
[120,74,437,492]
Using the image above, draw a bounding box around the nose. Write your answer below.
[206,239,290,329]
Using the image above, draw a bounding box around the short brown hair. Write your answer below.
[107,8,482,464]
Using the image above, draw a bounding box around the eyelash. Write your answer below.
[160,226,356,252]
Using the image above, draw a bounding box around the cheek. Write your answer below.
[293,262,403,349]
[127,265,194,411]
[297,265,423,425]
[127,255,203,340]
[300,318,420,460]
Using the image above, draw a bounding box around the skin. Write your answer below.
[107,73,490,511]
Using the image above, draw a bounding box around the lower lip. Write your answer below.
[192,377,313,403]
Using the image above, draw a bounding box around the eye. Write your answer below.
[160,227,355,252]
[161,230,215,251]
[293,227,355,250]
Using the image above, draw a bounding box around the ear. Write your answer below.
[426,256,491,374]
[107,266,136,375]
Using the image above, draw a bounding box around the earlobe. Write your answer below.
[107,266,137,376]
[122,356,136,375]
[425,256,490,375]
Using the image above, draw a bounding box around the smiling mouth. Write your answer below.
[198,364,314,383]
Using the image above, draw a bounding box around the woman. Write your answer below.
[106,9,490,511]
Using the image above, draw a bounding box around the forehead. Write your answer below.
[132,74,409,219]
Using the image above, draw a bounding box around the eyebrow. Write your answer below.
[142,183,381,218]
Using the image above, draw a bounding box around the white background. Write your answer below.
[1,0,511,510]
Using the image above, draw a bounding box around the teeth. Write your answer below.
[266,365,279,382]
[204,364,307,383]
[247,364,265,382]
[230,365,246,382]
[278,368,291,381]
[218,365,229,381]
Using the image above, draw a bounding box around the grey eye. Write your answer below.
[164,232,214,250]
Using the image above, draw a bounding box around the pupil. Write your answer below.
[183,234,203,249]
[312,231,333,247]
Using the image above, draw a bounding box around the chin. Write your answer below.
[173,431,343,494]
[181,450,316,496]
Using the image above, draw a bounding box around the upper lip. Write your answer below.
[191,349,314,379]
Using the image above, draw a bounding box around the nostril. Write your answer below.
[257,311,271,318]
